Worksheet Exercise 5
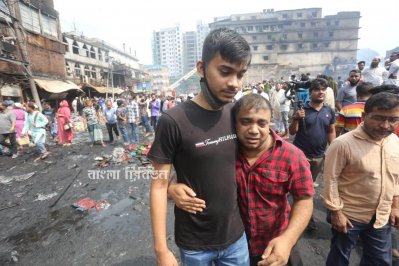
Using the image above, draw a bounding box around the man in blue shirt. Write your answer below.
[289,78,336,230]
[103,100,119,144]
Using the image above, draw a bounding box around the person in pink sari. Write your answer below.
[57,100,73,146]
[12,103,26,138]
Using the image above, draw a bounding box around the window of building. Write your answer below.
[312,43,318,49]
[270,25,276,31]
[297,12,302,18]
[297,43,303,49]
[280,44,288,50]
[326,21,331,26]
[267,45,273,50]
[91,67,97,79]
[313,32,319,38]
[300,22,306,28]
[251,16,256,20]
[65,60,71,76]
[267,35,272,40]
[311,22,316,27]
[84,65,90,77]
[74,63,81,77]
[298,33,303,39]
[90,47,96,59]
[82,44,89,57]
[263,55,269,61]
[98,49,103,61]
[335,21,339,26]
[329,31,334,37]
[324,42,330,48]
[63,36,69,52]
[72,41,79,54]
[248,26,253,31]
[282,34,287,40]
[252,35,257,41]
[282,14,288,19]
[312,11,317,17]
[253,45,258,51]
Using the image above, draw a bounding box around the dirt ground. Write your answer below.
[1,128,398,265]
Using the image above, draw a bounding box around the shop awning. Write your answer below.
[84,84,124,94]
[0,84,22,97]
[34,79,83,93]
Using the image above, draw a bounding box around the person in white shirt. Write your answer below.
[255,83,269,101]
[362,57,388,86]
[384,52,399,86]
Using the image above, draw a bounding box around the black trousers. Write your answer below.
[106,123,119,142]
[250,244,303,266]
[0,132,17,155]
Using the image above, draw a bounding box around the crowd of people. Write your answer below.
[1,27,399,266]
[0,93,195,161]
[149,28,399,266]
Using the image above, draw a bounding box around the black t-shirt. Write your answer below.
[148,100,244,250]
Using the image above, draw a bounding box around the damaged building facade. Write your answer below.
[210,8,360,82]
[63,32,146,97]
[0,0,81,102]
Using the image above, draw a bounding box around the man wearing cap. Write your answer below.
[362,57,388,86]
[0,101,17,158]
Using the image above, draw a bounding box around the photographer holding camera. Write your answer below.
[289,78,336,230]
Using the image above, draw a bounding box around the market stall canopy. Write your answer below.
[0,84,22,97]
[34,79,83,93]
[84,84,124,94]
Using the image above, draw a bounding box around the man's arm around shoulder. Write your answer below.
[150,162,178,266]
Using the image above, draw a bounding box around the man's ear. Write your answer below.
[196,60,204,78]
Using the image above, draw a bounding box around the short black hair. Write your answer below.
[232,94,272,120]
[364,92,399,113]
[356,82,373,97]
[202,28,251,67]
[349,69,362,75]
[357,61,365,65]
[309,78,328,92]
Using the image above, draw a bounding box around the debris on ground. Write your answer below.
[34,192,58,201]
[72,197,111,211]
[0,172,35,184]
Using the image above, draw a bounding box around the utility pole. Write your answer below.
[7,0,41,108]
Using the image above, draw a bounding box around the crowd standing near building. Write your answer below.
[1,27,399,265]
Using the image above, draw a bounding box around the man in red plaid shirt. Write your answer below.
[169,94,314,265]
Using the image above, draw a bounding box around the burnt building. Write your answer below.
[210,8,361,82]
[0,0,80,102]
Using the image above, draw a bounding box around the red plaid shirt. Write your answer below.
[236,130,314,256]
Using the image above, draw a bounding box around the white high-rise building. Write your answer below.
[152,24,183,79]
[196,21,210,61]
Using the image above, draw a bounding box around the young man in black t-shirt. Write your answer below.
[148,28,251,265]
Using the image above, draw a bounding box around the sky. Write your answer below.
[53,0,397,65]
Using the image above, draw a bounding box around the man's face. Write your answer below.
[0,103,5,111]
[198,53,248,103]
[310,86,327,104]
[106,102,112,109]
[275,83,282,91]
[370,58,380,68]
[363,106,399,141]
[348,72,361,86]
[152,95,156,100]
[358,62,365,71]
[236,107,271,151]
